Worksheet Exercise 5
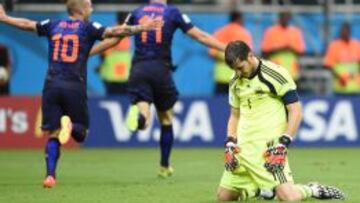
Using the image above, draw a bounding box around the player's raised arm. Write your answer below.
[90,18,161,55]
[186,27,226,52]
[102,17,162,38]
[0,5,37,32]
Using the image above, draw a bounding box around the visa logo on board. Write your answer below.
[298,100,358,142]
[96,98,359,144]
[99,100,214,143]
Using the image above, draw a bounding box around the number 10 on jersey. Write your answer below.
[52,34,79,63]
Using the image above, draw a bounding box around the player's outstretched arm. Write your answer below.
[186,27,226,52]
[0,5,37,32]
[89,37,121,56]
[90,18,162,55]
[102,17,162,39]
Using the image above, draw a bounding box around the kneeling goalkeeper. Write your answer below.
[217,41,345,201]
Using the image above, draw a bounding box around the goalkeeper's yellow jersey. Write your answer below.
[229,59,297,145]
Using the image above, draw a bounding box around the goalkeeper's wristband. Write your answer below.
[225,136,237,147]
[279,134,292,148]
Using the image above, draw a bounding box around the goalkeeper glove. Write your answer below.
[224,137,240,172]
[264,134,292,173]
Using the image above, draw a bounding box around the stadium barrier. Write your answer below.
[0,95,359,148]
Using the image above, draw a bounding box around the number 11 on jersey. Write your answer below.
[139,15,164,43]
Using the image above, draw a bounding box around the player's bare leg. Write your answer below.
[275,182,305,201]
[42,119,88,188]
[157,109,174,178]
[58,115,72,145]
[257,183,316,201]
[138,101,151,127]
[157,109,172,125]
[126,101,150,131]
[216,187,240,201]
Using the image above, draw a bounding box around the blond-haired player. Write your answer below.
[0,0,160,188]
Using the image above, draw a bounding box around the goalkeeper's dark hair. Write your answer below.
[225,41,251,69]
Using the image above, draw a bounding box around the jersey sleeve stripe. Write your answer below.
[262,69,287,85]
[261,65,288,84]
[262,65,288,83]
[263,68,287,85]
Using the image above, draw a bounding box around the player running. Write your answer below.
[217,40,345,201]
[0,0,160,188]
[91,0,226,178]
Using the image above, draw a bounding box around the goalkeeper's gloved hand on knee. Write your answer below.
[224,137,240,172]
[264,134,292,173]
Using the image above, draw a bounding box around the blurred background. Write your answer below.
[0,0,359,148]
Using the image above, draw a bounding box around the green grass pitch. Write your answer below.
[0,148,358,203]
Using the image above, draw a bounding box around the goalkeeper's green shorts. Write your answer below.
[219,140,294,200]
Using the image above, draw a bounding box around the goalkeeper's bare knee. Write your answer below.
[275,183,303,202]
[216,187,239,201]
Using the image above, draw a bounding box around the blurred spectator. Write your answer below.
[0,44,11,95]
[98,12,131,95]
[323,22,360,95]
[209,11,253,94]
[261,11,305,82]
